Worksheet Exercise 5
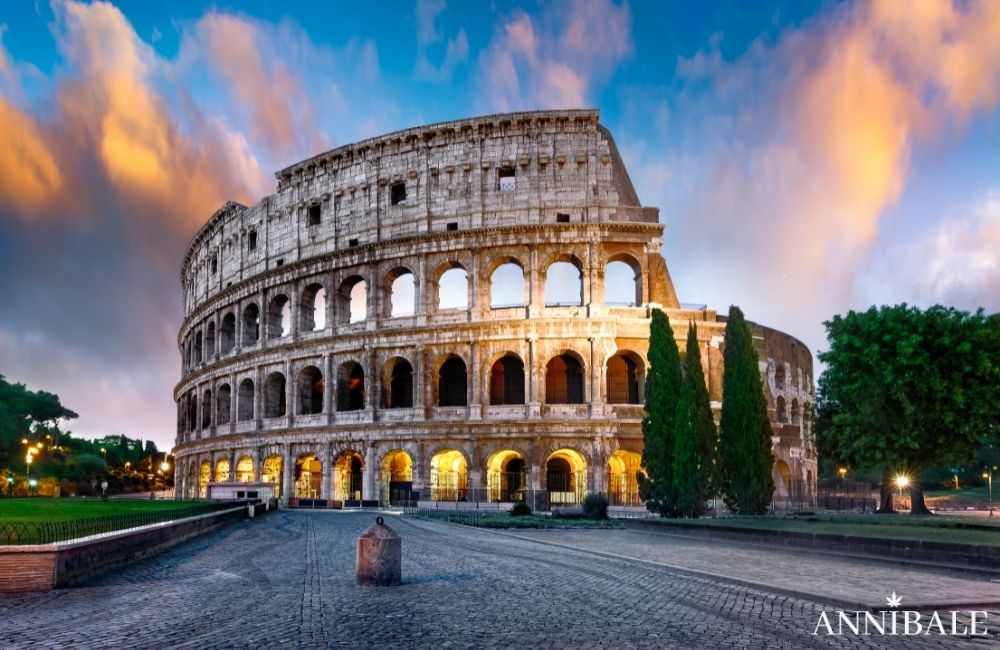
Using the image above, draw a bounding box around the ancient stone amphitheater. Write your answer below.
[173,109,816,510]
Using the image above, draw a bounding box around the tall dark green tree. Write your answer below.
[639,309,683,516]
[816,305,999,515]
[672,322,718,517]
[718,306,774,514]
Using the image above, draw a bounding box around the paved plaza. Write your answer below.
[0,511,995,649]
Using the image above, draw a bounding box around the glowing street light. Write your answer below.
[894,474,910,504]
[983,467,996,517]
[837,467,848,480]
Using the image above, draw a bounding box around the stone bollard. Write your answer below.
[356,516,401,586]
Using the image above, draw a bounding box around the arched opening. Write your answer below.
[186,462,197,499]
[380,450,414,506]
[775,364,786,389]
[184,338,192,371]
[606,352,644,404]
[381,358,413,408]
[220,313,236,354]
[264,372,287,418]
[607,450,643,506]
[546,449,586,505]
[267,294,291,338]
[490,260,525,308]
[201,390,212,429]
[297,366,324,415]
[300,283,327,332]
[387,268,415,317]
[776,395,787,423]
[217,384,231,425]
[544,260,583,306]
[338,276,367,323]
[187,391,197,431]
[773,460,793,503]
[337,361,365,411]
[242,303,260,346]
[235,456,254,482]
[438,266,468,310]
[262,455,283,497]
[237,378,254,421]
[430,449,468,501]
[791,398,800,425]
[334,451,364,501]
[605,258,642,307]
[489,354,525,405]
[438,356,468,406]
[294,453,322,499]
[205,322,216,360]
[198,460,211,499]
[194,331,203,365]
[487,450,527,502]
[215,458,230,482]
[545,353,584,404]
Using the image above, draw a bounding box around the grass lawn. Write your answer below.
[655,513,1000,546]
[412,511,623,530]
[0,498,212,523]
[925,487,991,509]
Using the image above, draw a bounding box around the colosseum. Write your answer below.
[172,108,816,511]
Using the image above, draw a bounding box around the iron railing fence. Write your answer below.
[0,501,238,545]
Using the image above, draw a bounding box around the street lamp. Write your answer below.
[25,452,33,496]
[837,467,848,481]
[894,474,910,504]
[983,467,995,517]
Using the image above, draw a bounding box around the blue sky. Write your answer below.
[0,0,997,449]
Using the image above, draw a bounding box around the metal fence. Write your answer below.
[0,501,239,545]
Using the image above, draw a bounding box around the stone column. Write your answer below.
[290,280,300,343]
[320,444,332,500]
[527,336,541,418]
[589,337,604,418]
[285,359,294,424]
[362,446,377,501]
[468,341,481,420]
[324,353,335,424]
[528,247,541,318]
[229,449,237,483]
[282,443,294,501]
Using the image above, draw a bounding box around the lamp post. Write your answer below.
[983,468,995,517]
[25,453,33,497]
[894,474,910,508]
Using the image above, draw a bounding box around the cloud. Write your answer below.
[660,0,1000,356]
[476,0,633,111]
[414,0,468,82]
[856,191,1000,310]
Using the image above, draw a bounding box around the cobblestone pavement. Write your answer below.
[0,511,993,649]
[506,528,1000,609]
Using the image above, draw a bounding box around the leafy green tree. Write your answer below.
[639,309,683,516]
[0,375,78,469]
[816,304,999,515]
[672,322,719,517]
[718,306,775,514]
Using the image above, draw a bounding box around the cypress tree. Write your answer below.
[639,309,683,516]
[718,306,774,514]
[672,322,718,517]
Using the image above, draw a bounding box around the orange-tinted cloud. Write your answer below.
[0,98,62,214]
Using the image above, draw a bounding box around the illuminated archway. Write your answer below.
[546,449,586,506]
[235,456,254,482]
[334,451,364,501]
[215,458,230,483]
[429,450,468,501]
[198,460,211,499]
[186,462,197,499]
[607,450,642,506]
[294,453,322,499]
[380,450,413,506]
[486,449,527,502]
[262,454,283,498]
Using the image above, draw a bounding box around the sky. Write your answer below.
[0,0,997,450]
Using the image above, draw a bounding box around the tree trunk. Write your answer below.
[876,467,895,514]
[909,482,933,515]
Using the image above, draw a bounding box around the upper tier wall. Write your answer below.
[181,109,656,316]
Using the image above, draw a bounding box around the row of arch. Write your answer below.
[179,350,645,432]
[180,447,644,506]
[183,255,645,371]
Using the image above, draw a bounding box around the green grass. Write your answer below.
[412,511,623,529]
[652,513,1000,546]
[0,498,212,523]
[925,487,992,509]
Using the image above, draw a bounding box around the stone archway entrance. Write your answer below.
[334,451,364,502]
[294,454,322,499]
[607,450,642,506]
[546,449,586,506]
[380,450,413,506]
[486,449,527,502]
[262,454,283,498]
[429,449,468,501]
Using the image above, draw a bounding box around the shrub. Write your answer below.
[582,493,609,520]
[510,501,532,517]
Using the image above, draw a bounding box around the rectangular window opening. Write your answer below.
[348,238,359,247]
[275,259,284,267]
[498,167,516,192]
[556,213,570,223]
[308,204,321,226]
[446,222,458,231]
[390,182,407,206]
[211,256,218,274]
[248,230,258,250]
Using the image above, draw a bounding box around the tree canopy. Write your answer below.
[639,309,683,516]
[816,305,999,514]
[672,322,718,517]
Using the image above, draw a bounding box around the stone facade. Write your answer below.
[172,109,816,509]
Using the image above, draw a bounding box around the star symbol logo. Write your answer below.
[886,592,903,608]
